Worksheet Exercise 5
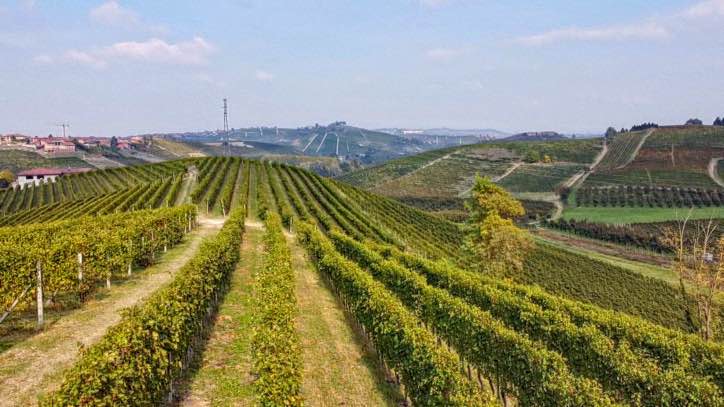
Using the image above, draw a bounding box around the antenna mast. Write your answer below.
[223,98,229,156]
[56,123,70,138]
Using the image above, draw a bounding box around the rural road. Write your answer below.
[708,157,724,187]
[493,161,523,182]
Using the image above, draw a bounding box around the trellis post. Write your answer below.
[36,260,44,328]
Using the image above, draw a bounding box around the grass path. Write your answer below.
[175,171,196,206]
[0,217,224,407]
[180,220,263,407]
[287,232,400,406]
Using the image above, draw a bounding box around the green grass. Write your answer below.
[182,224,260,406]
[561,206,724,224]
[0,150,91,173]
[535,235,678,285]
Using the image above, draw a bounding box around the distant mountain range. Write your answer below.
[377,127,510,139]
[502,131,566,141]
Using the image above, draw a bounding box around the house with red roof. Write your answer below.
[16,167,91,188]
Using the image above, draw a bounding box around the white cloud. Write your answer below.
[33,54,53,64]
[425,47,465,61]
[90,1,139,27]
[685,0,724,18]
[255,69,274,81]
[103,37,214,65]
[516,0,724,47]
[516,21,668,46]
[61,37,215,68]
[64,50,108,69]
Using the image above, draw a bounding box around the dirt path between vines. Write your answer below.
[493,161,522,182]
[287,232,400,406]
[616,128,654,169]
[708,157,724,188]
[0,217,224,407]
[180,220,262,407]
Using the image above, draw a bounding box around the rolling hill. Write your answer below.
[338,138,602,219]
[146,122,432,166]
[2,157,722,406]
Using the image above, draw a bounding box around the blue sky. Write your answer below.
[1,0,723,137]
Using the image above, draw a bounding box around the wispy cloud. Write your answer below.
[64,49,108,69]
[33,54,53,64]
[516,0,724,46]
[425,47,466,61]
[419,0,453,8]
[90,1,139,27]
[516,22,668,46]
[685,0,724,18]
[104,37,214,65]
[89,1,167,34]
[255,69,274,81]
[62,37,215,68]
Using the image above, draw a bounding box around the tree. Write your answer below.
[662,216,723,341]
[686,118,703,126]
[463,176,532,275]
[605,127,617,140]
[0,170,14,188]
[523,150,540,163]
[715,117,723,126]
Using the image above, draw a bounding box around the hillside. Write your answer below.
[2,157,722,406]
[147,123,430,166]
[0,150,92,173]
[338,138,602,218]
[583,125,724,190]
[569,125,724,213]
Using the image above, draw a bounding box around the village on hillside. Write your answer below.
[0,134,144,156]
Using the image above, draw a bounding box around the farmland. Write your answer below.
[338,138,601,219]
[561,205,724,223]
[0,150,91,173]
[0,157,722,406]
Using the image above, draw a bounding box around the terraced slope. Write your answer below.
[585,126,724,189]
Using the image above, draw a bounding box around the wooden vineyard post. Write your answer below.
[221,199,226,217]
[77,253,83,282]
[36,260,44,329]
[128,239,133,276]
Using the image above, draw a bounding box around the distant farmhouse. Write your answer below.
[16,167,91,188]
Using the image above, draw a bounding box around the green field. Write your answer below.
[561,205,724,224]
[0,150,91,173]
